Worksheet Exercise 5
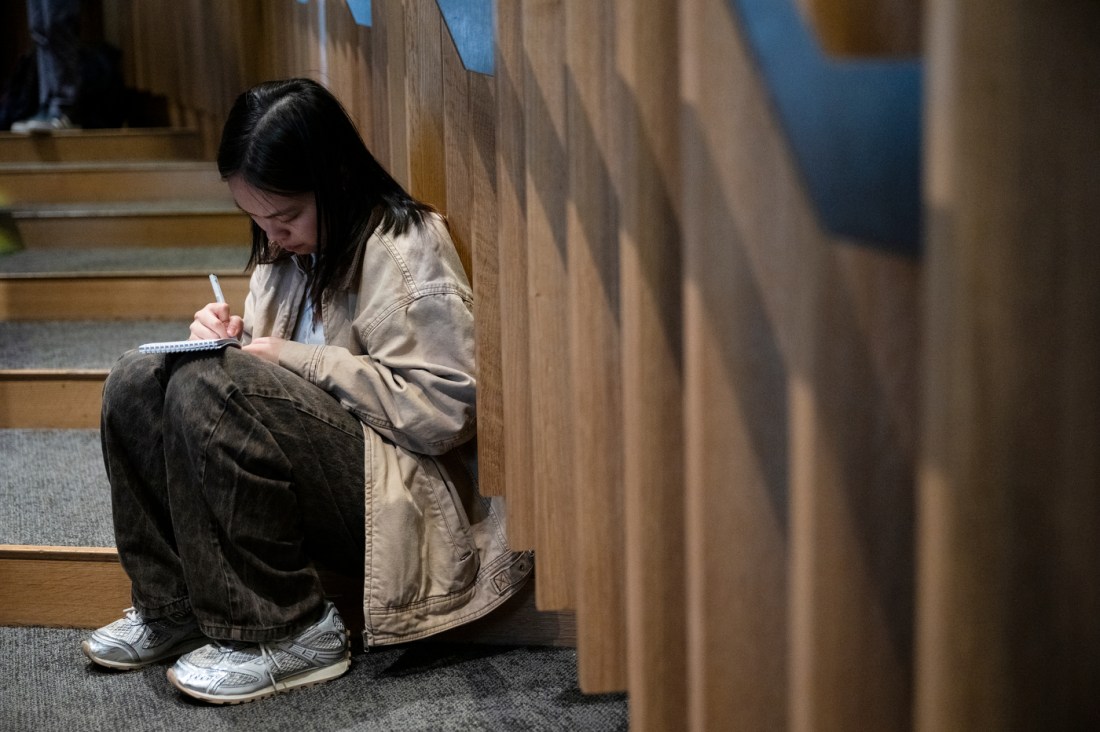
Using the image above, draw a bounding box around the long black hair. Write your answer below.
[217,78,432,310]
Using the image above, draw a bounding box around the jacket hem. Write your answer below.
[362,550,533,647]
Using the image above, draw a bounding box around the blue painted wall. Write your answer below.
[341,0,921,252]
[344,0,493,75]
[730,0,923,254]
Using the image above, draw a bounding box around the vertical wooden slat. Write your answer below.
[374,0,409,187]
[615,0,686,727]
[369,0,393,170]
[442,21,472,278]
[404,0,446,212]
[523,0,574,611]
[681,0,800,728]
[564,0,626,694]
[325,0,373,144]
[352,22,375,150]
[791,246,919,732]
[469,70,505,498]
[495,0,536,547]
[918,1,1100,728]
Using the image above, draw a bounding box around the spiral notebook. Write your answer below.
[138,338,241,355]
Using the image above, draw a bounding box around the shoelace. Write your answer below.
[259,643,290,695]
[213,640,288,695]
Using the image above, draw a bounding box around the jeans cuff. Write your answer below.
[131,593,194,620]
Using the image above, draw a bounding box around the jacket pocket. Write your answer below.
[367,437,479,609]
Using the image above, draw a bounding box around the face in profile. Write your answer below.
[228,174,319,256]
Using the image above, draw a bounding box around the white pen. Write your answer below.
[209,273,226,304]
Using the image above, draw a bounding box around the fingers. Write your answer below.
[241,337,285,364]
[226,315,245,339]
[190,302,232,340]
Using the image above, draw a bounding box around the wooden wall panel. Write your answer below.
[442,22,472,278]
[405,1,447,213]
[681,0,796,728]
[374,0,410,187]
[565,0,627,694]
[791,245,919,732]
[76,1,1100,726]
[368,0,393,171]
[469,71,505,497]
[523,0,575,611]
[496,1,536,548]
[325,1,375,150]
[615,0,687,727]
[918,1,1100,728]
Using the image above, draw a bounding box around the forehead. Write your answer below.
[227,175,312,217]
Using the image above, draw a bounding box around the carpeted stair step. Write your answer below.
[0,245,250,320]
[8,201,248,249]
[0,429,113,548]
[0,426,125,628]
[0,161,229,205]
[0,320,186,428]
[0,128,204,163]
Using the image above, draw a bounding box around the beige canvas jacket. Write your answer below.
[240,212,531,647]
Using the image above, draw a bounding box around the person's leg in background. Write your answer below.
[12,0,81,132]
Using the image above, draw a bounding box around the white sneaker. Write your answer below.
[167,601,351,704]
[82,607,207,670]
[12,113,79,134]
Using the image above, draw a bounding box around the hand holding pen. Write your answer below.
[189,273,244,341]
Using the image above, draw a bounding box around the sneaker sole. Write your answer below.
[166,652,351,705]
[81,636,209,671]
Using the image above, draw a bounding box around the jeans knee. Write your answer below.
[103,350,163,412]
[163,354,228,420]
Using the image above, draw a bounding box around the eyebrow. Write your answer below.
[236,204,298,219]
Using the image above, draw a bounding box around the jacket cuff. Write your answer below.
[277,340,323,381]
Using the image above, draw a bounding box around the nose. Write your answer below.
[257,218,290,241]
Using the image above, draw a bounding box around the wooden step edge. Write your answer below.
[0,129,206,164]
[0,274,250,321]
[0,368,107,380]
[0,544,576,646]
[0,370,106,428]
[0,544,117,561]
[0,545,128,628]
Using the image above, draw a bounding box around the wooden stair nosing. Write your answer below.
[13,216,248,250]
[0,164,228,205]
[0,544,576,646]
[0,370,106,429]
[0,128,204,163]
[0,273,251,320]
[0,544,128,629]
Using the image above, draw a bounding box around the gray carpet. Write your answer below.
[0,628,628,731]
[0,320,186,369]
[0,429,114,547]
[0,245,248,275]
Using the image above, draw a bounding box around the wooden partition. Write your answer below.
[110,0,1099,727]
[917,1,1100,728]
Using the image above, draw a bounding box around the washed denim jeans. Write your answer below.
[27,0,81,117]
[100,347,365,642]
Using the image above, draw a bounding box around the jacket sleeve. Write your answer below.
[277,290,476,455]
